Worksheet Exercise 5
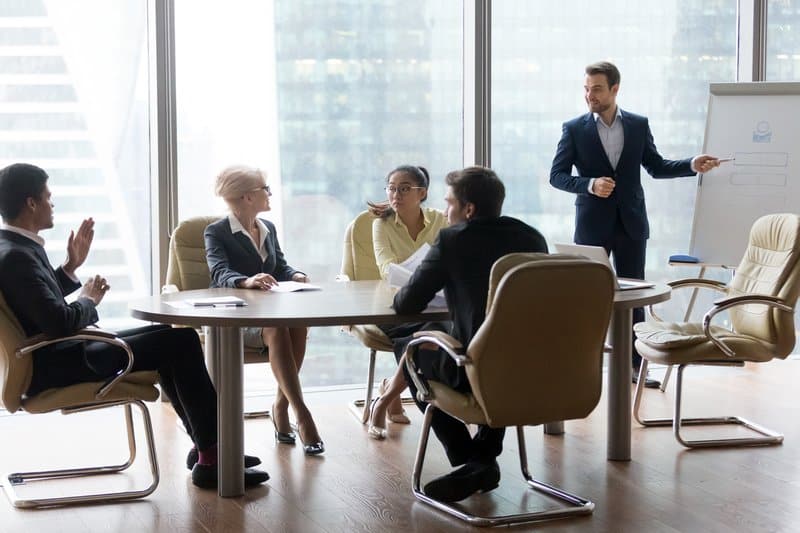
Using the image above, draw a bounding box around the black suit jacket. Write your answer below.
[393,216,547,347]
[204,217,302,288]
[0,229,98,385]
[549,110,694,244]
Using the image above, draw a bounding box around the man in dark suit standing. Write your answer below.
[0,162,268,489]
[549,61,720,387]
[392,166,548,502]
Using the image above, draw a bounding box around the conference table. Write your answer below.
[129,279,670,496]
[129,280,449,497]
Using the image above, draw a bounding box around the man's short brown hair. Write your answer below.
[445,166,505,218]
[585,61,621,88]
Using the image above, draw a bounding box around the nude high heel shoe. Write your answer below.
[379,378,410,424]
[367,397,387,440]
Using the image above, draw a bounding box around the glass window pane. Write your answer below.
[0,1,151,329]
[767,0,800,80]
[176,1,462,387]
[492,1,737,316]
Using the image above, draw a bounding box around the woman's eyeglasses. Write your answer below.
[253,185,271,195]
[385,185,424,195]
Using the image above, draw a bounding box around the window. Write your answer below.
[175,1,463,387]
[491,1,737,316]
[0,0,151,329]
[767,0,800,80]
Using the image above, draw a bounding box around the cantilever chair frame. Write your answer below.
[633,279,792,448]
[405,334,594,527]
[2,328,159,509]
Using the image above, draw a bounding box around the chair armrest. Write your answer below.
[16,328,135,399]
[647,278,729,322]
[668,278,729,291]
[702,295,794,357]
[403,330,468,403]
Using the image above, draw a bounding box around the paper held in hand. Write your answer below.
[387,243,447,308]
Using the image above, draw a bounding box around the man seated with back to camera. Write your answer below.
[389,166,548,503]
[0,162,268,490]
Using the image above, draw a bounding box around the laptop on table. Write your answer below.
[552,243,656,291]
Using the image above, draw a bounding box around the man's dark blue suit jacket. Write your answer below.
[550,110,694,245]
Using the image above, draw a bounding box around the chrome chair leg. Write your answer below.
[411,405,594,527]
[3,399,160,508]
[659,364,673,392]
[349,349,377,424]
[633,362,783,448]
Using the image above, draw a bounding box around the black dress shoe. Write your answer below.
[185,448,261,470]
[632,370,660,389]
[191,463,270,489]
[423,461,500,503]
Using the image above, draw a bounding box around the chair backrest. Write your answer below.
[466,254,615,428]
[0,292,33,412]
[340,210,381,281]
[165,216,221,290]
[729,213,800,357]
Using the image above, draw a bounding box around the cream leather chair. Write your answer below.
[339,210,396,423]
[0,293,160,508]
[404,253,615,527]
[165,216,269,417]
[633,213,800,448]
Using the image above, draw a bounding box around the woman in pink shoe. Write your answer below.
[367,165,450,439]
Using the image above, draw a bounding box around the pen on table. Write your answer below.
[213,303,243,308]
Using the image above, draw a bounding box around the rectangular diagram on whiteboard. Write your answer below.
[690,83,800,266]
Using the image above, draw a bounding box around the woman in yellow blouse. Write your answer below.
[368,165,449,439]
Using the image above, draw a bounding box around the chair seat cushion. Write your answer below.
[22,371,160,414]
[634,321,733,349]
[428,380,487,425]
[634,321,775,365]
[348,324,393,351]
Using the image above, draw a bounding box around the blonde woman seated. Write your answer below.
[368,165,450,439]
[204,165,323,455]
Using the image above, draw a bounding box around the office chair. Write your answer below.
[339,210,397,423]
[0,293,160,508]
[404,253,615,526]
[633,213,800,448]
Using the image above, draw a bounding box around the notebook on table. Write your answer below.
[552,243,656,291]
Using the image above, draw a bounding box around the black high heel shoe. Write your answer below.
[297,421,325,455]
[301,439,325,456]
[271,407,296,445]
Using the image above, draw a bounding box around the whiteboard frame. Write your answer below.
[689,81,800,265]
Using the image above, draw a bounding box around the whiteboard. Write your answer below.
[690,82,800,266]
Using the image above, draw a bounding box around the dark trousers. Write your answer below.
[580,213,647,369]
[28,325,218,450]
[399,340,505,467]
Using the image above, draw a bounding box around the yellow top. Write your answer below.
[372,207,448,279]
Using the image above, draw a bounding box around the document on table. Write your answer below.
[270,281,321,292]
[386,243,446,308]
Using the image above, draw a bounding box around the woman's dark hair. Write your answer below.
[367,165,430,219]
[0,163,49,221]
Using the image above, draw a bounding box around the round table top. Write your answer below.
[129,280,449,328]
[612,282,671,310]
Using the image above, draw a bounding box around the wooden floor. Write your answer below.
[1,359,800,532]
